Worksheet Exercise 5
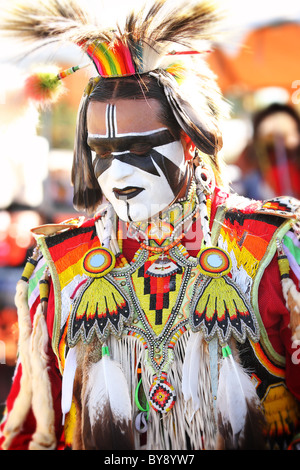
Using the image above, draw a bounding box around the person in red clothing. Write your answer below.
[1,0,300,451]
[236,103,300,200]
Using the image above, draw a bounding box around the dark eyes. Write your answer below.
[92,144,152,158]
[97,151,112,158]
[129,143,152,155]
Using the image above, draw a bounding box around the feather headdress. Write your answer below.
[0,0,220,76]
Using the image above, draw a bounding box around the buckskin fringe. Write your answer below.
[108,331,216,450]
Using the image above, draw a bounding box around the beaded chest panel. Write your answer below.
[108,245,200,378]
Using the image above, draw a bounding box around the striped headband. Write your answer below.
[81,39,203,78]
[84,40,137,77]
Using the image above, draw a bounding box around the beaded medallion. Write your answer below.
[198,246,231,277]
[149,373,176,413]
[82,247,116,277]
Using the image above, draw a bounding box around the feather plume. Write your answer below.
[24,66,64,104]
[216,346,266,450]
[182,331,203,413]
[61,346,78,424]
[0,0,222,73]
[82,344,134,450]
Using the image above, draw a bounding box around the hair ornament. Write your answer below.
[194,161,216,195]
[24,62,91,105]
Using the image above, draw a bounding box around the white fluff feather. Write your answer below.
[2,280,33,450]
[216,353,261,448]
[61,346,77,424]
[87,354,132,428]
[182,331,202,412]
[83,349,134,449]
[29,304,56,450]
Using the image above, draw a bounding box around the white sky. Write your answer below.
[220,0,300,49]
[97,0,300,31]
[223,0,300,26]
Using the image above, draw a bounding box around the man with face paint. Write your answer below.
[87,100,188,223]
[1,0,300,452]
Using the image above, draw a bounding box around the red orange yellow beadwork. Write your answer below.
[82,247,116,278]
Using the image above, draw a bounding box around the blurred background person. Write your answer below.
[235,103,300,200]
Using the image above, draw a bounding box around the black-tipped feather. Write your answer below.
[0,0,221,63]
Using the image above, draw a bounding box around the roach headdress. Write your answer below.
[0,0,228,212]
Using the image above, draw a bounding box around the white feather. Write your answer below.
[182,331,202,412]
[61,346,77,424]
[216,352,260,445]
[87,353,132,430]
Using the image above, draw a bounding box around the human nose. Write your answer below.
[110,157,134,181]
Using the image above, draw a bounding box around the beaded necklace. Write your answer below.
[139,232,185,253]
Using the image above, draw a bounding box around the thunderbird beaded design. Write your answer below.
[68,274,132,345]
[189,273,259,345]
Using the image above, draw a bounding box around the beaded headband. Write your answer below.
[84,39,137,78]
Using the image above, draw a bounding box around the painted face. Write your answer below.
[87,99,188,222]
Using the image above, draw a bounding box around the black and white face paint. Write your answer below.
[87,102,188,222]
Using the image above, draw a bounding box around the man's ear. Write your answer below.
[180,131,195,161]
